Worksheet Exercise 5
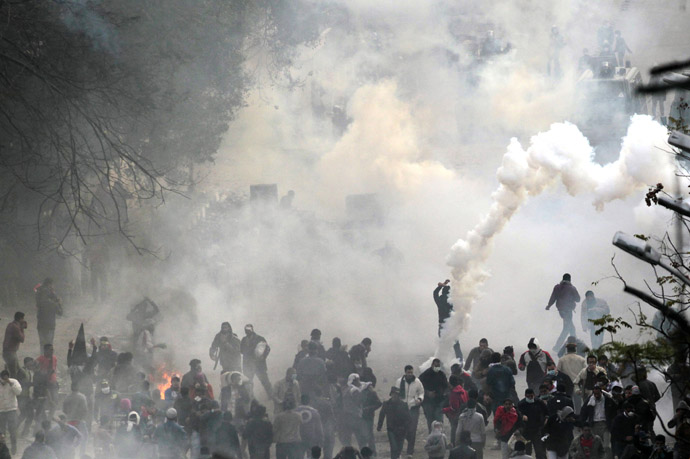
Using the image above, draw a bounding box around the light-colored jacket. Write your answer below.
[424,429,448,458]
[574,366,607,395]
[557,353,586,382]
[395,376,424,409]
[0,378,21,412]
[457,408,486,444]
[273,378,301,414]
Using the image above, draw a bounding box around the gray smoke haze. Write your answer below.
[98,0,689,397]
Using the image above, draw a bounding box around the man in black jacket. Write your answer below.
[581,384,617,457]
[449,431,477,459]
[611,403,639,459]
[240,324,272,397]
[377,387,410,459]
[547,384,574,416]
[517,388,547,459]
[419,358,448,432]
[545,273,581,352]
[545,362,574,399]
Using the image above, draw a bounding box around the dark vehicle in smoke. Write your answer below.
[574,58,647,161]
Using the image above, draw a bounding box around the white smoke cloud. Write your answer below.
[438,115,674,360]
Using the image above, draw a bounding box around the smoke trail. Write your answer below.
[437,115,674,360]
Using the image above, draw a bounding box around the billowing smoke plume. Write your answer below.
[437,115,674,360]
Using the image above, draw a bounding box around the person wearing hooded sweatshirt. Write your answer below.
[340,373,371,448]
[517,388,548,459]
[518,338,554,393]
[395,365,424,457]
[220,371,252,423]
[419,358,448,433]
[667,400,690,459]
[457,399,486,459]
[443,375,468,447]
[154,407,187,459]
[494,399,520,459]
[209,322,241,373]
[543,406,576,459]
[546,273,581,352]
[486,353,516,414]
[610,402,639,459]
[424,420,448,459]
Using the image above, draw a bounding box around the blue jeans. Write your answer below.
[554,309,576,350]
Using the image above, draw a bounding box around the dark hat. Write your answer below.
[514,441,526,452]
[390,386,400,395]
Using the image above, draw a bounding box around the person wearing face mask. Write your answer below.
[518,388,548,459]
[396,365,425,457]
[209,322,241,373]
[610,403,638,459]
[419,359,449,433]
[274,368,302,414]
[545,363,574,399]
[296,342,328,399]
[95,379,120,423]
[518,338,554,392]
[115,411,143,458]
[241,324,272,397]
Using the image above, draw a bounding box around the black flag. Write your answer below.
[71,323,88,366]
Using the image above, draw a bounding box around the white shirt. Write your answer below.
[589,395,606,422]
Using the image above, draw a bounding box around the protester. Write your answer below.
[154,407,187,459]
[35,278,63,352]
[273,367,302,414]
[395,365,424,457]
[242,403,273,459]
[241,324,272,397]
[419,358,448,432]
[378,386,410,459]
[493,399,520,459]
[349,338,372,369]
[545,273,581,351]
[518,338,554,392]
[34,344,58,423]
[517,388,547,459]
[21,430,57,459]
[2,312,25,377]
[361,380,382,456]
[486,352,515,413]
[424,421,448,459]
[457,399,486,459]
[274,399,303,459]
[543,406,577,459]
[464,339,492,375]
[325,338,353,381]
[580,384,616,456]
[449,430,477,459]
[443,375,468,447]
[580,291,610,349]
[209,322,241,373]
[296,342,328,399]
[569,424,605,459]
[309,329,327,359]
[296,394,324,458]
[574,355,607,399]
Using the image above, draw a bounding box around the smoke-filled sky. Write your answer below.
[134,0,690,376]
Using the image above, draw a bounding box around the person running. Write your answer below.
[546,273,580,352]
[580,291,610,349]
[35,279,63,352]
[396,365,424,457]
[518,338,554,392]
[419,359,448,432]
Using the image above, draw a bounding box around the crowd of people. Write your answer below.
[0,274,684,459]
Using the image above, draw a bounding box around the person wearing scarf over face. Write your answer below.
[395,365,425,457]
[569,424,605,459]
[517,388,548,459]
[518,338,554,393]
[419,359,449,433]
[544,406,577,459]
[457,399,486,459]
[494,399,520,459]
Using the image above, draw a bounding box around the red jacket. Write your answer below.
[443,385,468,419]
[494,405,519,440]
[2,321,24,353]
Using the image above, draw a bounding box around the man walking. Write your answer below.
[580,291,610,349]
[419,359,448,432]
[0,370,21,454]
[546,273,581,352]
[377,387,410,459]
[241,324,272,397]
[396,365,424,457]
[209,322,241,373]
[2,312,26,377]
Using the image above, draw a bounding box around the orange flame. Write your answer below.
[153,364,178,396]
